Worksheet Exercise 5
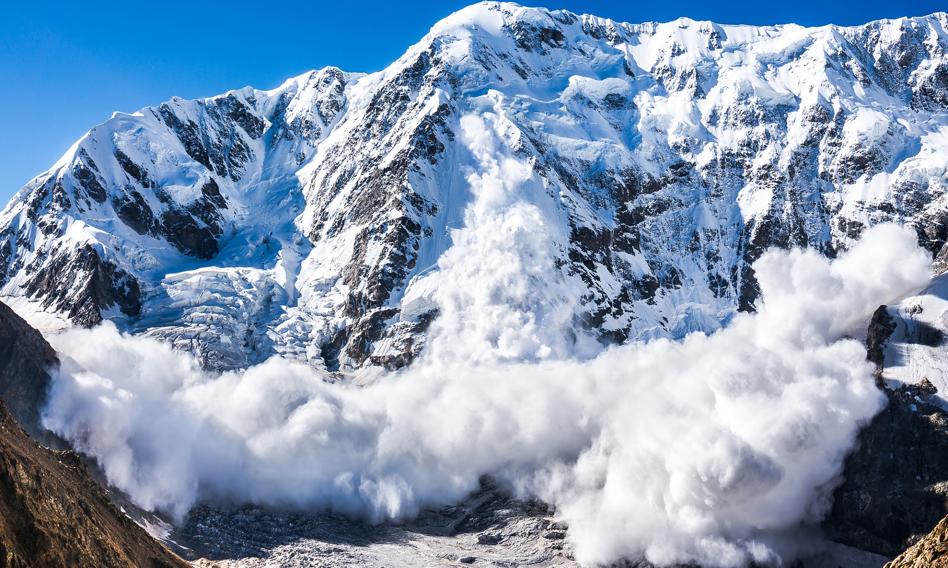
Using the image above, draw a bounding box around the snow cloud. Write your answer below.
[40,112,932,567]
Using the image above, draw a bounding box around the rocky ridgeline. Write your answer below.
[0,3,945,371]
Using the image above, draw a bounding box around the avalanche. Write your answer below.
[1,2,946,566]
[43,223,930,567]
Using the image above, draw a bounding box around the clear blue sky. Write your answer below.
[2,0,944,205]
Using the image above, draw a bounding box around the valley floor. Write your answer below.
[173,491,889,568]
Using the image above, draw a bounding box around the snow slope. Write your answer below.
[878,273,948,406]
[1,2,947,371]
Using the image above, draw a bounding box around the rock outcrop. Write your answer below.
[885,514,948,567]
[826,299,948,557]
[0,300,57,441]
[825,379,948,557]
[0,400,187,568]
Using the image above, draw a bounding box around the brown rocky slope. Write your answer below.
[0,400,188,568]
[0,301,186,568]
[885,514,948,567]
[0,301,57,442]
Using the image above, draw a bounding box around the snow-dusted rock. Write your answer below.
[1,3,947,371]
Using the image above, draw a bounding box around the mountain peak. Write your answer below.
[0,5,945,371]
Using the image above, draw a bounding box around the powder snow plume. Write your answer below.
[41,112,931,568]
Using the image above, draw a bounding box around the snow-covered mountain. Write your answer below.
[1,2,946,371]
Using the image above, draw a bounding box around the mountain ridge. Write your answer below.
[1,2,946,372]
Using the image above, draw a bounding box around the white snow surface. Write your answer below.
[882,272,948,406]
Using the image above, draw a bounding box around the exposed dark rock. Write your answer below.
[885,513,948,567]
[836,217,866,240]
[0,399,187,568]
[222,95,266,139]
[72,159,107,204]
[157,104,213,172]
[113,190,158,235]
[914,209,948,257]
[0,237,12,284]
[160,208,220,259]
[24,179,51,222]
[0,301,57,441]
[318,328,349,373]
[344,308,399,366]
[602,92,630,109]
[0,301,191,567]
[913,61,948,111]
[200,178,227,209]
[367,309,439,371]
[736,205,814,312]
[506,20,565,53]
[24,245,141,326]
[823,301,948,557]
[49,179,72,214]
[569,226,612,272]
[825,379,948,557]
[866,305,898,369]
[114,149,152,188]
[158,96,259,181]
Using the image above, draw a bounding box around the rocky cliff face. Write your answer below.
[1,3,946,372]
[826,273,948,558]
[0,300,57,441]
[0,301,186,568]
[0,400,187,568]
[885,514,948,567]
[825,378,948,557]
